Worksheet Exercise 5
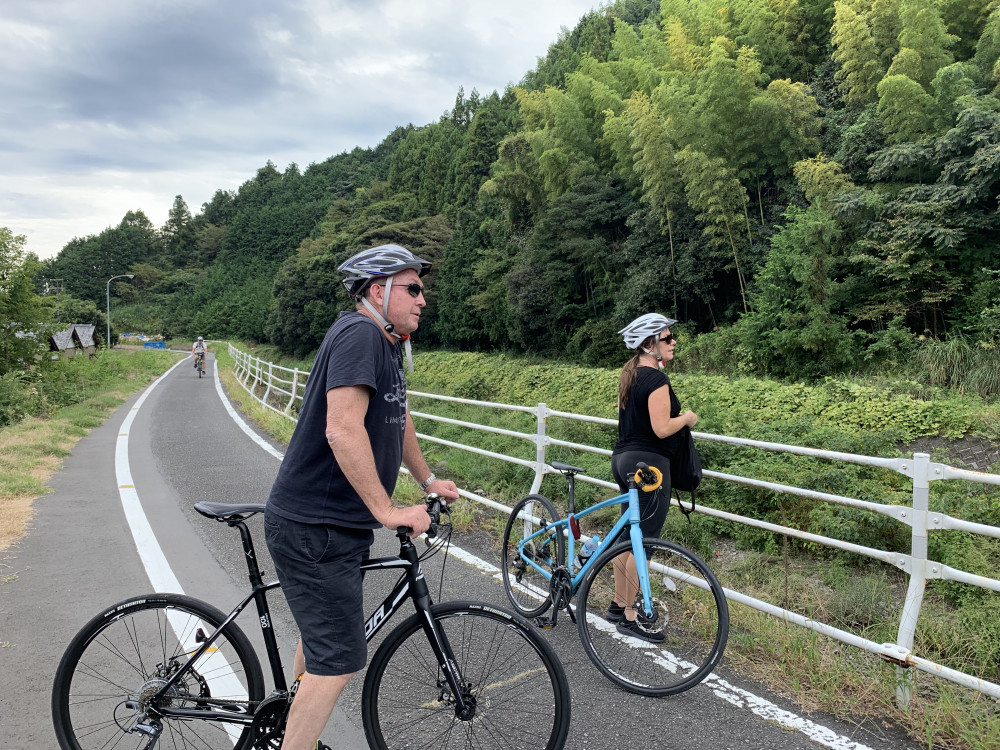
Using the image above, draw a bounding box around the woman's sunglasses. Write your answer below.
[658,334,675,345]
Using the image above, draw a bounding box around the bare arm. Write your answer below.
[325,387,430,536]
[648,384,697,439]
[403,407,459,501]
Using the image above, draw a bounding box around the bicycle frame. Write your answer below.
[147,517,475,727]
[517,487,656,619]
[147,517,285,728]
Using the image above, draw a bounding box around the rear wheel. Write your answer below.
[362,601,570,750]
[52,593,265,750]
[576,537,729,696]
[501,494,564,618]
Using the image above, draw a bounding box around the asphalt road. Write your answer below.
[0,351,920,750]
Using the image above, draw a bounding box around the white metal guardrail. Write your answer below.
[228,343,1000,707]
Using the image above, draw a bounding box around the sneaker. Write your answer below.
[605,602,625,623]
[316,742,332,750]
[616,617,665,644]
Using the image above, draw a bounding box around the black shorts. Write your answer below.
[611,449,672,540]
[264,508,374,677]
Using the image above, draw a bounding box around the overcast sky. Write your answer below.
[0,0,601,260]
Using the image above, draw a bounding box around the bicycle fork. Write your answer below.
[396,538,479,721]
[628,522,658,625]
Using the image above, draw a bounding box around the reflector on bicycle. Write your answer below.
[632,465,663,491]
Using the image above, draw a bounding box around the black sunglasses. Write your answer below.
[378,281,424,298]
[658,334,675,345]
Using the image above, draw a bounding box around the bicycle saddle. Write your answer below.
[194,501,266,521]
[551,461,587,475]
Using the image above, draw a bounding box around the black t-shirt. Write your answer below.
[267,312,407,528]
[613,366,682,459]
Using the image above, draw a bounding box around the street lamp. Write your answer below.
[106,274,135,349]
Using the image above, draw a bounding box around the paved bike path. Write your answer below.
[0,353,365,749]
[0,351,919,750]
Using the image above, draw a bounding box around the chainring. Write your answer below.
[249,694,291,749]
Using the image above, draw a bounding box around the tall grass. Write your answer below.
[917,335,1000,399]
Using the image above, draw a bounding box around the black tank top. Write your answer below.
[613,366,682,459]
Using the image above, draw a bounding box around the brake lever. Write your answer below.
[424,493,448,543]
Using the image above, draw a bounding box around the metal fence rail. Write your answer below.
[226,344,1000,706]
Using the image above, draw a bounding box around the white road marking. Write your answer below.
[115,355,246,743]
[212,360,284,460]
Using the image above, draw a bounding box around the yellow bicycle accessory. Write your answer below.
[632,465,663,491]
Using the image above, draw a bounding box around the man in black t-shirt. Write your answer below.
[264,244,459,750]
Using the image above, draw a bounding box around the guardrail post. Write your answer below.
[529,402,548,495]
[251,356,262,395]
[285,369,299,415]
[263,362,274,405]
[895,451,931,710]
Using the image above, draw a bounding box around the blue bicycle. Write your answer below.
[501,461,729,696]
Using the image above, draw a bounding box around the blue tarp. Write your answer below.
[143,341,166,349]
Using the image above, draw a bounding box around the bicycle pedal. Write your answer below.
[534,616,555,629]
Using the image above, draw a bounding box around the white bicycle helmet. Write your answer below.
[338,244,431,372]
[619,313,677,349]
[338,244,431,298]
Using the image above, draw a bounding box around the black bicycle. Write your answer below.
[194,352,206,378]
[52,498,571,750]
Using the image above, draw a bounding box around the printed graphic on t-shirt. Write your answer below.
[384,363,407,430]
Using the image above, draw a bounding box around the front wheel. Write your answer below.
[576,537,729,696]
[52,593,265,750]
[501,494,565,618]
[362,600,570,750]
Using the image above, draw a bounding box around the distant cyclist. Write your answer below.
[192,336,207,369]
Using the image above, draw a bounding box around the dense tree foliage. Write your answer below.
[39,0,1000,382]
[1,228,49,375]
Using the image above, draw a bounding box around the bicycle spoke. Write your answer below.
[54,596,263,750]
[363,603,569,750]
[577,538,729,696]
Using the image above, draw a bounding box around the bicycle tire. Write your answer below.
[52,593,265,750]
[501,494,565,618]
[576,537,729,696]
[362,600,571,750]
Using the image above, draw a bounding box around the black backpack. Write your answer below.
[670,426,702,520]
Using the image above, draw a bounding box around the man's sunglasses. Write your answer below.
[376,281,424,298]
[658,334,675,345]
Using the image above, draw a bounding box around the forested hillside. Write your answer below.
[32,0,1000,382]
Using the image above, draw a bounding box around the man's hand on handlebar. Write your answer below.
[424,477,459,503]
[383,504,431,538]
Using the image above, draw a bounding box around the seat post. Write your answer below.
[234,521,264,587]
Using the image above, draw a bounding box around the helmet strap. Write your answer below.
[360,296,399,338]
[359,294,415,373]
[382,275,394,321]
[642,342,665,369]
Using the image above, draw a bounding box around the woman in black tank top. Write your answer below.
[607,313,699,641]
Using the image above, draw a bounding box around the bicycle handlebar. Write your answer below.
[394,494,449,539]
